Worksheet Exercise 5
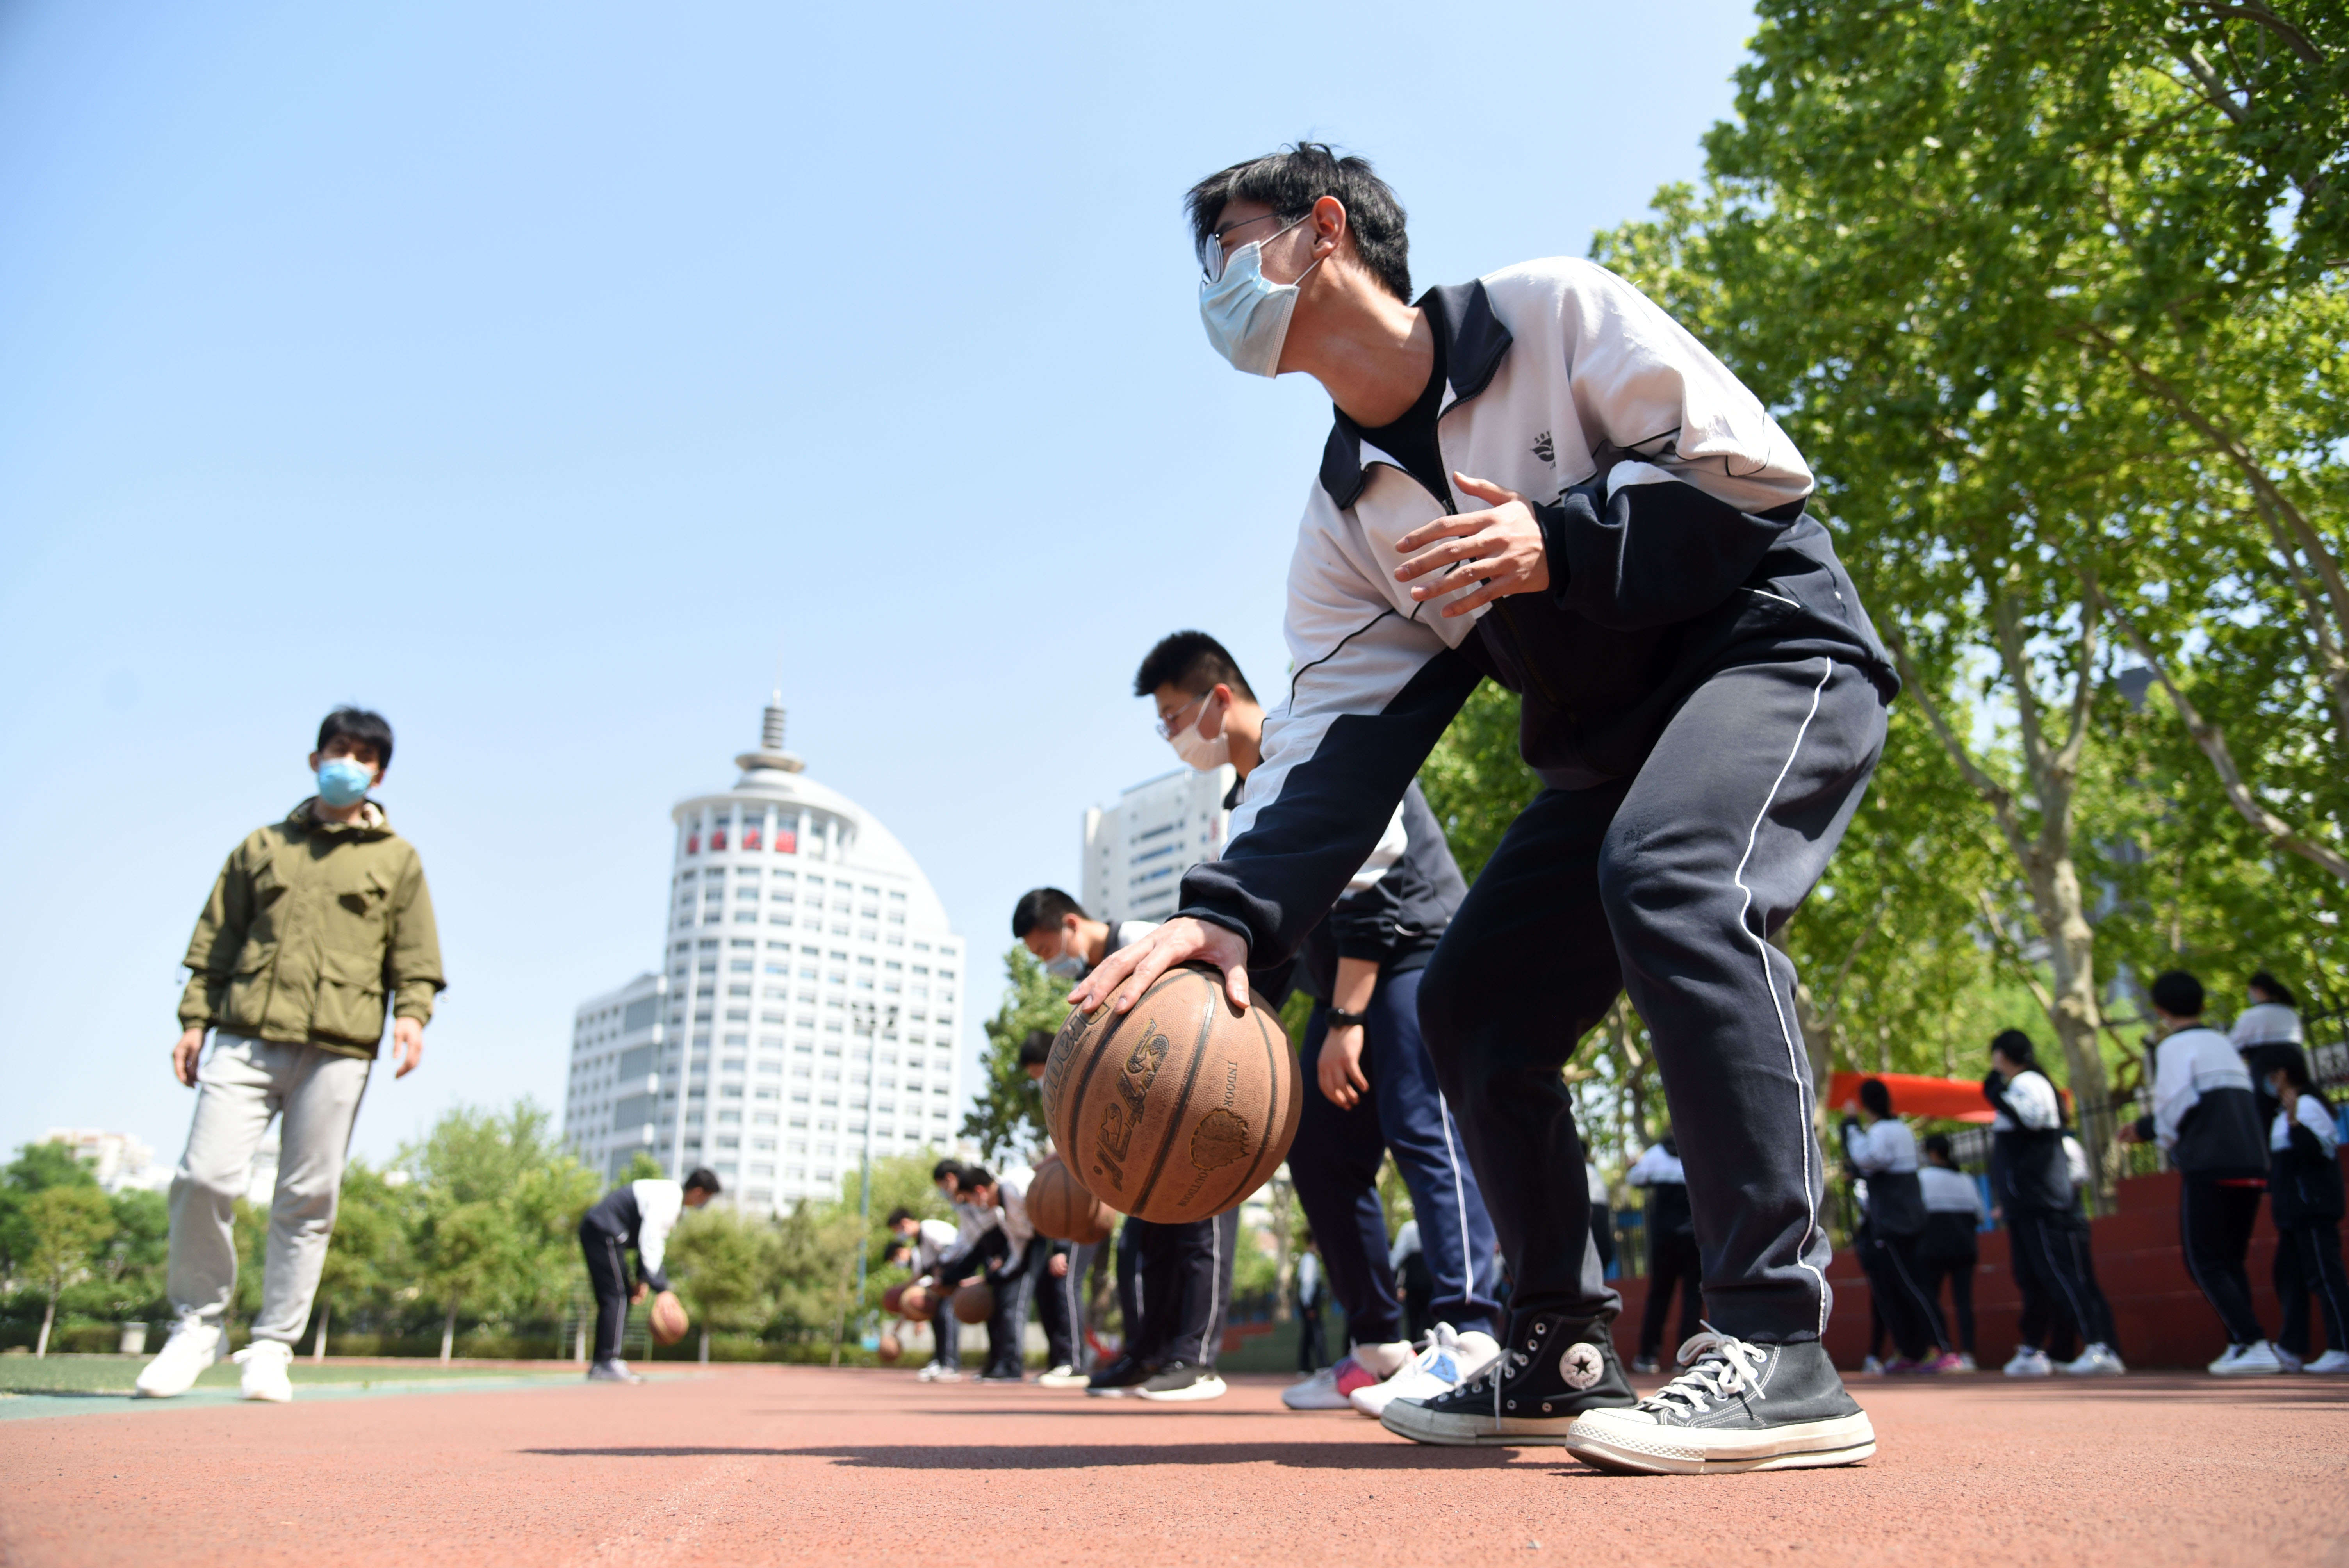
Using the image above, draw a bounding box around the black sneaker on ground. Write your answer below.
[1565,1331,1875,1475]
[975,1368,1025,1382]
[1083,1353,1155,1397]
[1134,1361,1226,1402]
[1380,1311,1634,1445]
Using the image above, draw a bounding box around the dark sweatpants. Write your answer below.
[2275,1220,2349,1359]
[1289,970,1502,1345]
[1857,1225,1946,1360]
[2180,1178,2268,1346]
[1639,1229,1704,1360]
[984,1238,1049,1377]
[1030,1240,1081,1370]
[579,1219,633,1363]
[1419,657,1886,1343]
[1915,1251,1977,1356]
[2008,1209,2116,1352]
[1134,1209,1239,1368]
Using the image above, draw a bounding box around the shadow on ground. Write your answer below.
[522,1442,1523,1470]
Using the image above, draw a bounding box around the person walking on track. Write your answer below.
[137,708,444,1403]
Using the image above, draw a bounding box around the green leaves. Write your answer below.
[962,945,1069,1164]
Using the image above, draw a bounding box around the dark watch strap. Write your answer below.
[1325,1006,1370,1028]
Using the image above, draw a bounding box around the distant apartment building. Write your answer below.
[561,698,965,1216]
[1080,764,1235,927]
[44,1128,169,1194]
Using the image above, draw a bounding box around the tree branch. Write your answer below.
[1973,885,2061,1026]
[1884,631,2034,872]
[2185,1,2325,65]
[2099,593,2349,882]
[2052,570,2099,782]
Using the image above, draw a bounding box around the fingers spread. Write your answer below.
[1393,515,1478,554]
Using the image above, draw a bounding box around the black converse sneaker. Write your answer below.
[1379,1311,1634,1445]
[1565,1329,1875,1475]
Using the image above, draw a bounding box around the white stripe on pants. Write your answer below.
[167,1033,372,1343]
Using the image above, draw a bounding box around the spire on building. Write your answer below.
[736,689,807,775]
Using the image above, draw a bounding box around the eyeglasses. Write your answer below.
[1153,689,1216,740]
[1198,213,1288,283]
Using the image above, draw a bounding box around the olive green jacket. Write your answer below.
[178,800,446,1059]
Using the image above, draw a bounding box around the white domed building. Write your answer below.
[561,698,966,1213]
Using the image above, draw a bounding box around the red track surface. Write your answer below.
[5,1366,2346,1567]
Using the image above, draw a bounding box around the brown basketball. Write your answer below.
[882,1283,906,1315]
[1027,1154,1114,1244]
[648,1289,689,1347]
[878,1332,902,1363]
[899,1284,935,1322]
[952,1281,994,1324]
[1041,963,1299,1225]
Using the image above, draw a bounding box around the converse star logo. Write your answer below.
[1532,430,1555,463]
[1559,1342,1603,1390]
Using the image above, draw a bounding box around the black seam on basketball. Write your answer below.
[1060,1003,1130,1187]
[1223,1003,1283,1213]
[1133,966,1216,1215]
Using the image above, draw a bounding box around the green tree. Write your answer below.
[308,1161,404,1358]
[963,946,1068,1164]
[1418,680,1542,882]
[400,1102,595,1361]
[667,1205,781,1361]
[25,1186,114,1356]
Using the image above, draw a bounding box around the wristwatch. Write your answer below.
[1326,1007,1370,1029]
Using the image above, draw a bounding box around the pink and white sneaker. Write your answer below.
[1282,1348,1403,1411]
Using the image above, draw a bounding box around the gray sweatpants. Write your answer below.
[167,1033,372,1343]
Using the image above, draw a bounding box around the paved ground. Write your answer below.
[4,1365,2345,1567]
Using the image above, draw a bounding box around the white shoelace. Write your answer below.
[1640,1325,1768,1418]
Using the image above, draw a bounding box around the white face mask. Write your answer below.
[1044,952,1088,981]
[1198,217,1321,377]
[1169,716,1230,771]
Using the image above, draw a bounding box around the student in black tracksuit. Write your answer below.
[577,1168,718,1382]
[2262,1052,2349,1374]
[1915,1134,1982,1367]
[1986,1031,2122,1375]
[2120,971,2279,1374]
[1840,1080,1949,1369]
[1074,145,1894,1472]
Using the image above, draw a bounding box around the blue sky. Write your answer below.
[0,0,1761,1171]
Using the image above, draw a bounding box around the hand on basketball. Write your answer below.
[1064,916,1251,1016]
[1318,1023,1369,1109]
[630,1282,649,1305]
[1393,474,1549,617]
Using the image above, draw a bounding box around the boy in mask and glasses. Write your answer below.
[137,707,444,1402]
[1072,143,1896,1474]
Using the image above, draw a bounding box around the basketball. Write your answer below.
[882,1283,905,1315]
[899,1283,935,1322]
[1041,963,1299,1225]
[878,1332,902,1363]
[952,1281,994,1324]
[648,1289,689,1347]
[1027,1154,1115,1244]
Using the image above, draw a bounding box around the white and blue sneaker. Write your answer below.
[1350,1324,1500,1419]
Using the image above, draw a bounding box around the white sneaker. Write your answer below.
[2059,1343,2126,1376]
[233,1340,294,1403]
[1349,1325,1500,1419]
[2274,1345,2305,1373]
[1037,1364,1091,1388]
[2209,1341,2284,1376]
[134,1318,223,1399]
[2302,1349,2349,1375]
[1953,1353,1978,1373]
[1859,1354,1886,1376]
[1281,1354,1380,1411]
[2003,1347,2053,1378]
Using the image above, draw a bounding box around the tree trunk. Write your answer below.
[440,1297,458,1363]
[311,1302,330,1363]
[36,1293,55,1358]
[698,1326,710,1364]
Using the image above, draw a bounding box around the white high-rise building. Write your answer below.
[562,698,965,1214]
[1080,764,1235,927]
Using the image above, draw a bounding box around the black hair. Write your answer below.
[684,1166,721,1196]
[885,1239,912,1259]
[2249,971,2296,1007]
[1185,143,1412,302]
[318,707,394,770]
[1133,630,1258,704]
[884,1206,916,1228]
[2151,969,2205,1019]
[961,1165,995,1191]
[1990,1029,2038,1069]
[931,1158,966,1186]
[2270,1050,2333,1113]
[1018,1029,1053,1069]
[1923,1132,1955,1164]
[1011,887,1087,940]
[1858,1078,1893,1119]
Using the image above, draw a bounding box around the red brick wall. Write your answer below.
[1606,1159,2344,1370]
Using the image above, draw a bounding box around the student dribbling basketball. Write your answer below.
[579,1168,718,1383]
[1071,144,1896,1474]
